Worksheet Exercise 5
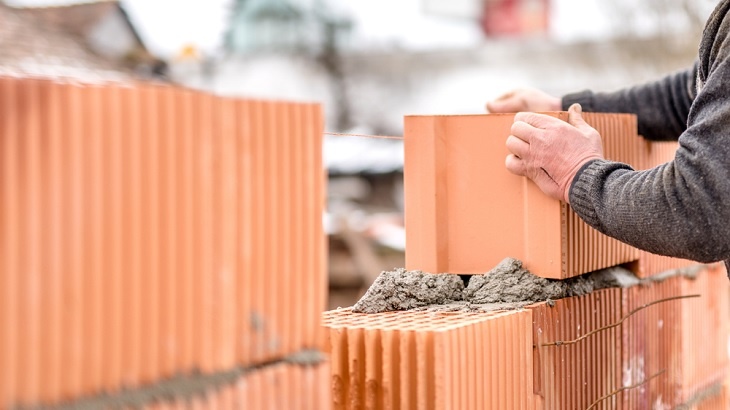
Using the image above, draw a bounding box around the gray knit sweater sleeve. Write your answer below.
[566,0,730,265]
[561,65,697,141]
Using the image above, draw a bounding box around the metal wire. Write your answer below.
[324,131,403,140]
[541,294,701,347]
[585,370,666,410]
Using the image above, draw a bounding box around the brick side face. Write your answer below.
[404,112,641,279]
[0,77,326,408]
[323,309,535,410]
[324,266,729,409]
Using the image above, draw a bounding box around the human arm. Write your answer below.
[488,64,698,142]
[509,84,730,263]
[569,57,730,263]
[500,1,730,264]
[566,1,730,263]
[562,64,698,141]
[507,4,730,263]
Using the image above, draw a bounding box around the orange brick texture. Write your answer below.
[324,266,729,409]
[0,77,327,408]
[404,112,708,279]
[133,362,331,410]
[323,309,535,410]
[622,264,729,408]
[531,289,624,409]
[334,111,730,409]
[404,112,642,279]
[690,381,730,410]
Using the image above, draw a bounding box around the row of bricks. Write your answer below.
[0,77,327,408]
[692,385,730,410]
[404,112,694,279]
[62,361,331,410]
[323,263,729,409]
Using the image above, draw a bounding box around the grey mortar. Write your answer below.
[674,382,724,409]
[353,257,641,314]
[352,268,465,313]
[644,265,704,283]
[463,258,595,304]
[18,349,325,410]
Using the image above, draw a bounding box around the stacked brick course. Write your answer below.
[621,264,729,408]
[324,112,730,409]
[325,266,728,409]
[531,289,624,409]
[0,77,328,408]
[324,309,534,409]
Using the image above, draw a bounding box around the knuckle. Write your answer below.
[511,122,529,138]
[518,112,537,123]
[514,112,530,123]
[506,135,516,148]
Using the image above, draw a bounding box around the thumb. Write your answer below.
[567,103,590,130]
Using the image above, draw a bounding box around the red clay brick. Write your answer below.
[689,381,729,410]
[633,251,699,278]
[404,112,641,279]
[323,267,729,409]
[643,140,679,169]
[0,76,327,408]
[125,362,330,410]
[621,265,729,408]
[323,308,535,410]
[530,289,624,410]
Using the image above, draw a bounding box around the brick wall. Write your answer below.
[0,76,328,409]
[324,309,535,409]
[325,265,729,409]
[325,112,730,409]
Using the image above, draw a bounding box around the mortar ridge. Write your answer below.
[14,349,326,410]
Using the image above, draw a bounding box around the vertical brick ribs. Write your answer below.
[323,309,535,410]
[325,266,729,409]
[0,77,327,408]
[325,112,729,409]
[404,112,694,279]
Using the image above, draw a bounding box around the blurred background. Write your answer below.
[1,0,717,309]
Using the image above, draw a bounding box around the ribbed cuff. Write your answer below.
[568,159,603,228]
[569,158,636,233]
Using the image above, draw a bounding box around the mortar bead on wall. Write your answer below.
[323,264,730,410]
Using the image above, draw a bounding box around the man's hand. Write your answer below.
[486,88,562,113]
[505,104,604,203]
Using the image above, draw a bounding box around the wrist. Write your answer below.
[564,158,601,204]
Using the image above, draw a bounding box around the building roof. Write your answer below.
[0,2,132,81]
[11,1,121,41]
